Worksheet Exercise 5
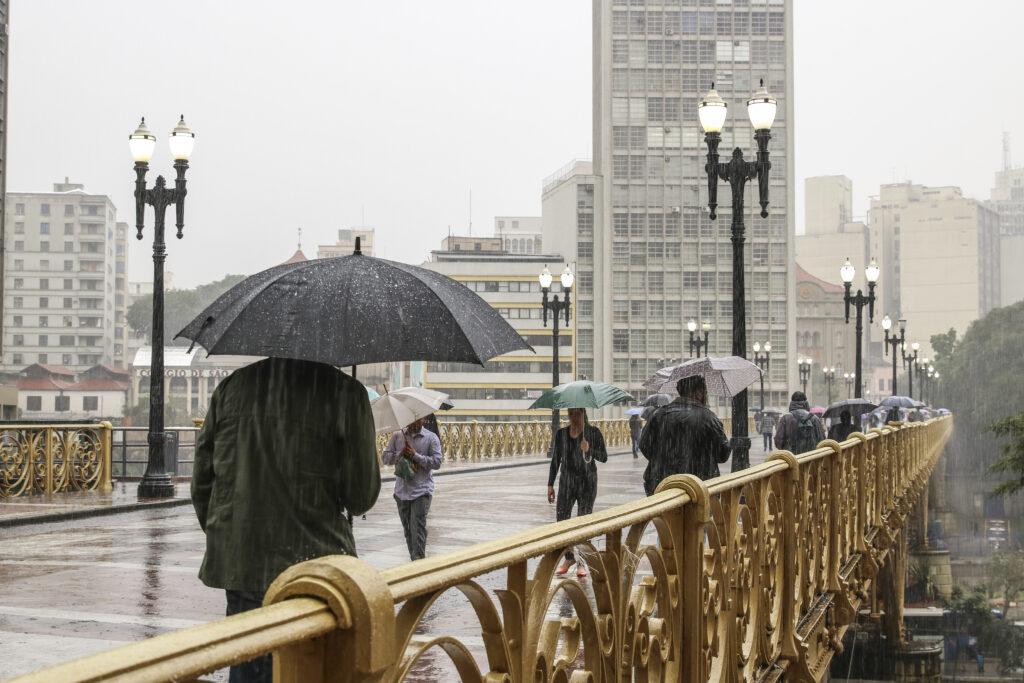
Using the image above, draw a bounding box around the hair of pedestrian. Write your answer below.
[676,375,707,400]
[791,390,807,402]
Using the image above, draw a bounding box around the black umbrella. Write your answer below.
[879,396,917,409]
[176,245,531,366]
[823,398,878,421]
[643,393,673,408]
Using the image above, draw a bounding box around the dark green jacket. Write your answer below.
[192,357,380,593]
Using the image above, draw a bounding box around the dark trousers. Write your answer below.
[226,590,272,683]
[556,482,596,561]
[763,432,772,451]
[631,434,640,458]
[396,494,431,561]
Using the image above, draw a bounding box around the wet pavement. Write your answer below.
[1,444,769,680]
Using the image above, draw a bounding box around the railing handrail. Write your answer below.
[13,416,952,682]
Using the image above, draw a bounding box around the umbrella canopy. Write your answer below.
[750,406,782,415]
[625,407,644,416]
[176,251,531,367]
[644,356,761,398]
[880,395,918,409]
[528,381,634,410]
[823,398,878,420]
[365,386,381,401]
[643,393,673,408]
[371,387,451,434]
[810,406,826,416]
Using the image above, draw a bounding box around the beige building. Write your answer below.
[417,240,571,419]
[804,175,852,235]
[892,185,1001,357]
[3,180,129,372]
[494,216,543,254]
[1001,235,1024,305]
[317,227,375,258]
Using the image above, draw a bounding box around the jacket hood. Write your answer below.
[789,399,810,412]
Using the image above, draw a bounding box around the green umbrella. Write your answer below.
[528,380,634,410]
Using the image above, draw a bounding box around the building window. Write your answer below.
[26,396,42,412]
[64,205,75,217]
[39,279,49,291]
[39,317,48,328]
[613,330,629,353]
[60,335,75,346]
[64,223,74,235]
[15,203,24,215]
[14,240,23,251]
[12,315,21,326]
[37,353,48,364]
[40,204,51,216]
[12,334,23,345]
[40,297,49,309]
[83,396,99,411]
[63,279,73,290]
[12,353,22,365]
[55,395,70,412]
[40,222,50,235]
[40,241,50,252]
[14,222,24,234]
[12,297,22,308]
[64,260,73,272]
[39,335,48,347]
[13,278,22,289]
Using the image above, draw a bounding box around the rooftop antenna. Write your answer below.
[297,227,302,251]
[1004,131,1012,171]
[468,188,473,236]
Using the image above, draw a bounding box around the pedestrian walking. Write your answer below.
[547,408,608,578]
[774,391,825,455]
[382,416,443,561]
[192,358,380,683]
[629,413,643,459]
[639,375,731,495]
[761,412,776,452]
[827,409,856,442]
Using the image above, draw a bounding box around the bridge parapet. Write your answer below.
[13,416,951,682]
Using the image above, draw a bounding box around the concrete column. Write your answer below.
[185,375,193,416]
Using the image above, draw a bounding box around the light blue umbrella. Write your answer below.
[365,386,380,401]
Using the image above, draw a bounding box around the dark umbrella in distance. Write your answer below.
[823,398,878,421]
[880,396,918,409]
[643,393,673,408]
[176,238,531,367]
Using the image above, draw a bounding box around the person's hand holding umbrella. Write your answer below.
[547,485,555,504]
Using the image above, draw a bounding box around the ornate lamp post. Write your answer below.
[752,341,770,412]
[823,366,836,404]
[540,264,573,452]
[839,257,880,399]
[699,79,776,472]
[130,116,195,499]
[903,341,920,399]
[798,357,812,396]
[687,319,711,358]
[843,372,854,399]
[882,315,906,396]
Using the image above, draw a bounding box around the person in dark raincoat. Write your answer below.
[827,409,856,442]
[547,408,608,578]
[774,391,825,454]
[192,357,380,683]
[639,375,731,495]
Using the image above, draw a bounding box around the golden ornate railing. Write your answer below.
[15,417,951,682]
[375,418,631,462]
[0,422,113,498]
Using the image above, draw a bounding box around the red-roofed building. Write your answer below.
[16,363,129,419]
[282,249,308,265]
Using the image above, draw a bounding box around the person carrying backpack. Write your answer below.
[774,391,825,455]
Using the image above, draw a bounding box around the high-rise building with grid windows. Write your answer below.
[562,0,796,409]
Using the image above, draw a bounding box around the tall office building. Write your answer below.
[582,0,795,409]
[3,180,129,372]
[804,175,852,235]
[988,135,1024,304]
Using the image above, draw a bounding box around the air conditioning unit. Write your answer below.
[665,28,675,36]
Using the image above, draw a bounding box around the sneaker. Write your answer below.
[555,560,573,576]
[576,565,588,578]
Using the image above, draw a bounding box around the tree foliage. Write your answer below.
[989,414,1024,496]
[127,274,247,346]
[121,397,191,427]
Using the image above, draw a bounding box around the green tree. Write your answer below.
[929,328,958,366]
[989,549,1024,616]
[127,274,247,346]
[988,414,1024,496]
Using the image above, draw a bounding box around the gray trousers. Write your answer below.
[395,494,431,561]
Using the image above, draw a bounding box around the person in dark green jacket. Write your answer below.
[191,357,380,683]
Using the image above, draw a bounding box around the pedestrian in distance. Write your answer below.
[382,415,443,561]
[827,409,856,442]
[639,375,731,496]
[192,357,380,683]
[774,391,825,455]
[629,412,643,459]
[547,407,608,578]
[760,412,776,452]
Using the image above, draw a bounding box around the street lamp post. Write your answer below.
[752,341,770,413]
[823,366,836,404]
[839,257,880,399]
[798,357,812,396]
[882,315,906,396]
[903,341,920,399]
[540,265,573,454]
[687,319,711,358]
[843,372,854,399]
[130,116,195,499]
[699,79,776,473]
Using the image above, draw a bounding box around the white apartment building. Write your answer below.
[418,237,572,419]
[577,0,796,409]
[494,216,543,254]
[988,145,1024,304]
[3,180,129,371]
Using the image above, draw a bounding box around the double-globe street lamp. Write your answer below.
[687,319,711,358]
[752,341,770,413]
[699,79,776,472]
[129,116,195,499]
[797,357,812,396]
[822,366,836,404]
[903,341,920,399]
[540,265,574,452]
[882,315,907,396]
[843,372,855,399]
[840,257,880,399]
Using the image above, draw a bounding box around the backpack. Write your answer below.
[791,412,818,454]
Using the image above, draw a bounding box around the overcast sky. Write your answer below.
[8,1,1023,288]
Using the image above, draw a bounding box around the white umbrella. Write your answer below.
[643,356,761,398]
[371,387,451,434]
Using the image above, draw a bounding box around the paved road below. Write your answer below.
[0,446,768,680]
